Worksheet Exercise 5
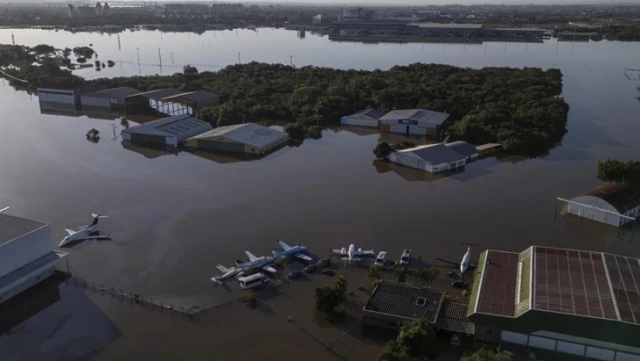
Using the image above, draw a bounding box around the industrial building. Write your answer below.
[468,246,640,361]
[379,108,450,137]
[389,143,467,173]
[340,108,385,128]
[80,86,142,109]
[363,281,473,334]
[121,114,213,147]
[37,88,81,108]
[124,88,219,116]
[564,184,640,228]
[0,212,67,304]
[184,123,288,155]
[410,22,483,38]
[445,140,479,161]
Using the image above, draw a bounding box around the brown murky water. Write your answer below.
[1,29,640,360]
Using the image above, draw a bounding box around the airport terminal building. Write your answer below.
[0,212,67,304]
[468,246,640,361]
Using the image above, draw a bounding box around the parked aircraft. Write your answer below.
[59,213,110,247]
[272,240,312,261]
[435,243,480,275]
[330,244,374,262]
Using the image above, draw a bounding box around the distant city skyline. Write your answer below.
[21,0,640,5]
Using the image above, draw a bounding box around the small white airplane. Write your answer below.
[59,213,111,247]
[211,265,241,285]
[330,244,374,262]
[435,243,479,275]
[272,240,312,261]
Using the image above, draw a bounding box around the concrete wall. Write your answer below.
[0,266,55,304]
[0,225,52,278]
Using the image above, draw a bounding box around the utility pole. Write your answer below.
[136,47,141,73]
[238,52,241,64]
[290,55,292,66]
[11,33,15,46]
[117,34,121,51]
[171,52,174,66]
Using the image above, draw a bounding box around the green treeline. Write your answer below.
[90,62,568,154]
[604,24,640,41]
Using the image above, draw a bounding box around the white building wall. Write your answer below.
[501,331,529,346]
[567,196,623,227]
[37,88,78,105]
[616,352,640,361]
[529,336,556,351]
[0,226,52,278]
[81,95,112,108]
[341,116,378,128]
[0,266,55,303]
[390,125,407,134]
[587,347,616,361]
[408,125,426,135]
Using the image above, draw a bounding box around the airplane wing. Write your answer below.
[262,265,277,273]
[435,257,461,267]
[330,248,345,255]
[294,254,312,262]
[78,235,111,240]
[278,240,292,250]
[245,251,258,261]
[354,249,375,256]
[0,206,9,213]
[65,228,77,236]
[216,265,229,273]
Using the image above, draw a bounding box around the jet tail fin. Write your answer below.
[278,240,292,250]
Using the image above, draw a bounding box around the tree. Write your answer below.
[461,348,513,361]
[376,318,438,361]
[314,275,347,315]
[374,142,393,160]
[33,44,55,54]
[376,341,408,361]
[241,289,257,308]
[86,128,100,143]
[183,65,198,75]
[597,160,640,184]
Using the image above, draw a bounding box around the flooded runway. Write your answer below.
[1,28,640,360]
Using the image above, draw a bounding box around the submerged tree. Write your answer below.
[86,128,100,143]
[597,159,640,184]
[314,275,347,315]
[374,142,393,160]
[461,348,513,361]
[376,318,438,361]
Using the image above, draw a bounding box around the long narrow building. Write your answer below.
[468,246,640,361]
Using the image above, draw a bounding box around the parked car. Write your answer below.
[452,280,468,289]
[287,270,302,280]
[374,251,388,266]
[400,249,412,266]
[321,269,336,277]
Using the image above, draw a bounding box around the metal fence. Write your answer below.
[555,197,638,240]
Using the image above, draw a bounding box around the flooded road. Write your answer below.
[1,28,640,360]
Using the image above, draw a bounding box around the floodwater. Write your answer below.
[0,28,640,360]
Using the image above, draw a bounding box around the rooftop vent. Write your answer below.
[415,297,427,307]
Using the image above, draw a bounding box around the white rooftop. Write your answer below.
[189,123,288,148]
[121,114,213,139]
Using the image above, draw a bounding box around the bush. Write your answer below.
[33,44,56,54]
[73,46,95,58]
[462,289,469,297]
[373,142,393,160]
[241,289,257,308]
[356,285,365,292]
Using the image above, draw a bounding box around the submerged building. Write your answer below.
[0,211,67,304]
[468,246,640,360]
[564,184,640,228]
[379,108,450,137]
[340,108,385,128]
[184,123,288,155]
[121,114,213,147]
[389,143,467,173]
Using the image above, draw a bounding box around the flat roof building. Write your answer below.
[380,108,450,137]
[121,114,213,147]
[184,123,288,155]
[564,184,640,228]
[81,86,142,109]
[389,143,467,173]
[468,246,640,360]
[0,212,67,304]
[341,108,385,128]
[445,140,479,161]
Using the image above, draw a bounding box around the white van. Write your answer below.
[375,251,388,266]
[238,273,270,290]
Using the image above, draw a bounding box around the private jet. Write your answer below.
[272,240,312,261]
[435,243,479,276]
[211,265,241,284]
[211,251,278,284]
[59,213,111,247]
[330,244,374,262]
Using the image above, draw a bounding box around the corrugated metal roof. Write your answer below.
[127,88,182,101]
[161,90,218,103]
[379,109,449,126]
[348,108,385,120]
[439,301,469,320]
[121,114,212,139]
[88,86,142,99]
[364,281,444,323]
[397,144,465,165]
[0,214,48,246]
[189,123,288,148]
[445,141,478,158]
[584,183,640,214]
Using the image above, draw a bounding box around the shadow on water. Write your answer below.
[0,273,122,361]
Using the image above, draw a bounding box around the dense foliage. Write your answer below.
[604,24,640,41]
[89,62,568,154]
[3,58,84,90]
[73,46,95,58]
[597,160,640,184]
[33,44,56,54]
[376,318,437,361]
[374,142,394,160]
[366,265,438,285]
[460,348,513,361]
[314,275,347,315]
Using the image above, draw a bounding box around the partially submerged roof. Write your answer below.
[345,108,385,120]
[160,90,218,103]
[127,88,182,101]
[412,22,483,29]
[445,140,478,158]
[85,86,142,99]
[379,109,449,126]
[397,143,465,165]
[0,213,48,246]
[121,114,212,139]
[364,281,445,323]
[581,183,640,214]
[189,123,288,148]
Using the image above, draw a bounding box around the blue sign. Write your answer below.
[398,119,418,125]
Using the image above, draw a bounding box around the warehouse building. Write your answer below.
[445,140,479,161]
[410,23,483,38]
[0,211,67,304]
[340,108,385,128]
[124,88,218,116]
[80,86,142,110]
[379,109,450,137]
[184,123,288,155]
[363,281,473,334]
[389,143,467,173]
[121,114,213,147]
[37,88,81,108]
[468,246,640,361]
[563,184,640,228]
